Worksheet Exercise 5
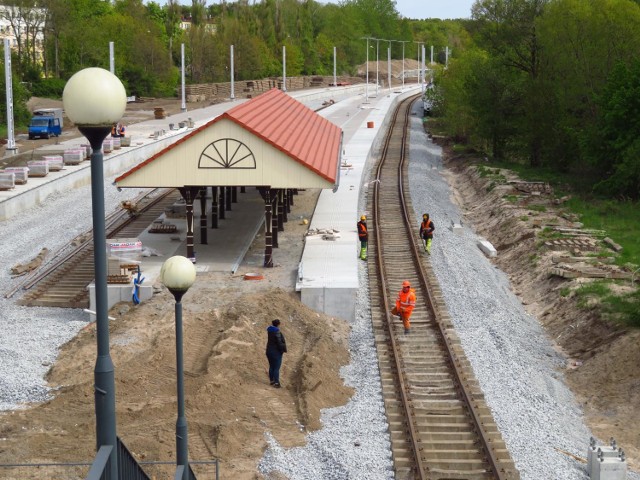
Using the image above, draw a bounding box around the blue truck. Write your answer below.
[28,108,63,139]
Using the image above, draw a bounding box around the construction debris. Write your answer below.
[305,228,341,240]
[121,200,139,217]
[11,248,49,276]
[508,180,553,195]
[604,237,623,252]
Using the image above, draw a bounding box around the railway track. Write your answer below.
[367,95,520,479]
[15,188,180,308]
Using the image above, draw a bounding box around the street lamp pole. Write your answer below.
[230,44,235,100]
[181,43,186,112]
[63,68,127,480]
[160,256,197,480]
[387,42,391,93]
[362,37,371,103]
[414,41,424,86]
[375,38,379,97]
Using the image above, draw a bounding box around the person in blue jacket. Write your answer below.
[266,319,287,388]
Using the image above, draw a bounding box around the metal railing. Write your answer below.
[0,439,219,479]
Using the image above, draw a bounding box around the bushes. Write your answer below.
[29,78,67,99]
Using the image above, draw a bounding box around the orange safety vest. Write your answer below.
[420,219,434,239]
[395,288,416,318]
[357,221,368,240]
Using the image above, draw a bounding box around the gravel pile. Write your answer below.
[0,172,136,411]
[258,100,640,480]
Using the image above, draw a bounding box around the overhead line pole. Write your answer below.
[414,41,424,87]
[361,36,375,103]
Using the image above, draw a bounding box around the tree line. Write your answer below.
[438,0,640,199]
[1,0,638,198]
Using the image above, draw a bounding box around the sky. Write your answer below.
[151,1,476,21]
[320,0,475,20]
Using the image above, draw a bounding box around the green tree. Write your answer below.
[536,0,640,173]
[588,61,640,198]
[471,0,548,167]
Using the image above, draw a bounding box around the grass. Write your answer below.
[564,197,640,267]
[463,156,640,328]
[481,160,640,268]
[574,281,640,328]
[528,204,547,213]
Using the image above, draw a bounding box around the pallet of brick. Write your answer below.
[80,144,91,159]
[154,107,166,119]
[3,167,28,184]
[112,137,121,150]
[120,136,131,147]
[149,222,178,234]
[102,139,113,153]
[27,160,49,177]
[0,172,15,190]
[43,155,64,171]
[63,149,85,165]
[107,272,132,284]
[107,257,121,276]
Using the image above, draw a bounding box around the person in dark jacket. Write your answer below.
[266,319,287,388]
[419,213,435,254]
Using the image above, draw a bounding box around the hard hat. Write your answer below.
[360,215,366,221]
[423,213,429,219]
[402,280,411,287]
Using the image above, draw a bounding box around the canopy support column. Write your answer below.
[219,187,226,220]
[271,194,279,248]
[199,188,208,245]
[211,186,218,229]
[225,187,232,211]
[259,187,274,268]
[179,187,200,262]
[277,190,285,231]
[282,189,288,223]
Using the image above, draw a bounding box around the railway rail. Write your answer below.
[367,95,520,479]
[12,188,179,308]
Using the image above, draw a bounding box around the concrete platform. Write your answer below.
[296,87,422,321]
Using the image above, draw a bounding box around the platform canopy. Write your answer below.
[114,88,343,190]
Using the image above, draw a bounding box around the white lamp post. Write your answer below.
[62,67,127,480]
[375,38,379,97]
[160,255,197,480]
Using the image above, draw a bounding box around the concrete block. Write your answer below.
[88,282,153,313]
[591,457,627,480]
[452,223,463,234]
[477,239,497,257]
[4,167,28,184]
[0,172,15,189]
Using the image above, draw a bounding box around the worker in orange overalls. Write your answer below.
[394,280,416,334]
[357,214,368,260]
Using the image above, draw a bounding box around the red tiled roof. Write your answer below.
[115,89,342,185]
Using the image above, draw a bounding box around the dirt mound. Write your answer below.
[442,155,640,469]
[356,58,422,77]
[0,288,352,479]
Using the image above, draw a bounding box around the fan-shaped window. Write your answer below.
[199,138,256,169]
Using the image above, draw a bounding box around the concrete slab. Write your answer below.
[477,239,497,257]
